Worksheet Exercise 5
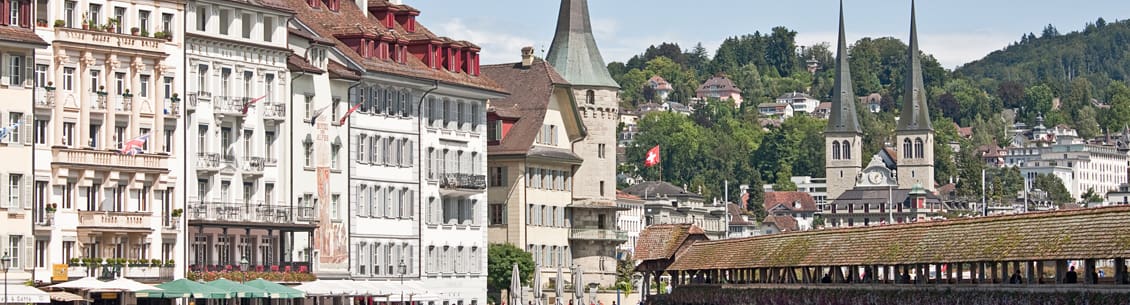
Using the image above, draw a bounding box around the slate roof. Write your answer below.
[666,205,1130,271]
[728,203,755,226]
[826,2,862,135]
[896,1,933,132]
[0,26,47,46]
[634,224,709,261]
[696,76,741,94]
[762,215,799,232]
[280,0,506,93]
[527,146,584,163]
[545,0,619,88]
[481,59,582,156]
[833,186,941,206]
[764,192,819,213]
[622,181,703,200]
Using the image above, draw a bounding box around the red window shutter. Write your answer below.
[1,0,9,26]
[20,1,30,28]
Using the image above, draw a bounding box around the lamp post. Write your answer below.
[239,257,250,283]
[2,252,10,305]
[398,259,407,305]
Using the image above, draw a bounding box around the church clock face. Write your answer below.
[868,172,885,185]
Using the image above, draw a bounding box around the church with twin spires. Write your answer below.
[823,1,943,228]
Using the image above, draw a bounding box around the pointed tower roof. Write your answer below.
[826,1,862,135]
[896,0,933,131]
[545,0,620,89]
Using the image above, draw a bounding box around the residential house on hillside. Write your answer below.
[763,192,819,230]
[757,103,793,118]
[648,76,673,102]
[695,76,743,107]
[776,92,820,114]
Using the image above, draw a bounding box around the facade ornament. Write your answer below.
[107,54,121,71]
[80,52,96,67]
[130,57,146,72]
[53,49,69,65]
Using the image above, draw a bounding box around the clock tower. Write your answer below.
[824,1,863,202]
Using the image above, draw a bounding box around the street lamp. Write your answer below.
[239,257,250,283]
[398,259,407,305]
[2,252,10,305]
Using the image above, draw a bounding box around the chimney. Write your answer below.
[521,46,534,67]
[356,0,368,16]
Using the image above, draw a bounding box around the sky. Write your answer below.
[408,0,1129,70]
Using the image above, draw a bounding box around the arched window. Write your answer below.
[843,140,851,160]
[831,141,841,160]
[914,138,924,159]
[586,90,595,104]
[903,139,912,159]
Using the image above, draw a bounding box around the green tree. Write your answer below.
[1032,173,1073,205]
[766,26,799,77]
[1080,187,1103,203]
[1100,81,1130,131]
[616,253,637,293]
[1075,106,1101,139]
[955,142,984,199]
[1022,84,1055,124]
[487,243,534,292]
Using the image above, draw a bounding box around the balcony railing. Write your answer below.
[36,88,55,108]
[53,148,167,170]
[165,98,181,117]
[55,27,163,53]
[439,173,487,190]
[195,152,222,171]
[77,210,153,230]
[113,96,132,112]
[213,96,245,116]
[263,103,286,120]
[89,94,108,111]
[187,201,315,225]
[569,228,629,242]
[242,157,265,174]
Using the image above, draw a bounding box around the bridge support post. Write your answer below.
[956,263,964,283]
[1026,261,1036,285]
[1115,258,1126,285]
[801,267,811,283]
[990,261,999,284]
[1084,259,1096,284]
[1056,260,1068,284]
[976,263,985,284]
[1036,261,1045,284]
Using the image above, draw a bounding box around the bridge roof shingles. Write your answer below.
[667,206,1130,271]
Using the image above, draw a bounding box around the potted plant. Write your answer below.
[170,93,180,102]
[105,17,118,32]
[164,259,175,267]
[122,89,133,98]
[171,208,183,218]
[45,81,55,91]
[36,19,47,27]
[130,27,139,36]
[96,85,107,96]
[150,259,162,267]
[69,258,81,265]
[53,19,64,27]
[45,203,57,213]
[140,29,149,37]
[80,13,88,30]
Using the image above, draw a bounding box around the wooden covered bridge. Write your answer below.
[635,206,1130,299]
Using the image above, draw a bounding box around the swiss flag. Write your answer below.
[644,145,660,167]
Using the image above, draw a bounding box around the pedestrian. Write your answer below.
[1065,266,1079,284]
[1091,270,1099,284]
[1009,269,1023,284]
[821,273,832,283]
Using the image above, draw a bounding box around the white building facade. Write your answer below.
[34,0,186,283]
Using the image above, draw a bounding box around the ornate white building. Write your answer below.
[33,0,185,284]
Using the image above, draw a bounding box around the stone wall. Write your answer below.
[651,285,1130,305]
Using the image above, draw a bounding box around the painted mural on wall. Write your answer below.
[313,116,347,267]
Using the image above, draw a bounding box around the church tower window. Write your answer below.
[832,141,841,160]
[843,141,851,160]
[914,138,924,159]
[903,139,912,159]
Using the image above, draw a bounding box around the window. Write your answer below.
[489,203,505,225]
[195,5,207,31]
[6,112,21,143]
[139,10,150,33]
[487,120,501,141]
[914,138,924,159]
[140,75,150,97]
[33,119,46,145]
[843,140,852,160]
[598,144,606,159]
[832,141,841,160]
[262,16,274,42]
[34,64,46,88]
[196,64,208,92]
[902,139,912,159]
[304,143,313,167]
[7,174,21,207]
[163,77,173,100]
[241,13,252,39]
[62,67,74,91]
[489,167,505,187]
[217,9,230,35]
[115,72,125,95]
[62,122,74,146]
[139,127,150,150]
[7,236,19,268]
[586,90,595,104]
[331,144,340,169]
[88,69,101,93]
[9,55,24,86]
[112,7,125,34]
[64,1,75,27]
[162,13,173,32]
[88,4,101,26]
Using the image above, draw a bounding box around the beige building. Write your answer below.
[1,20,47,285]
[622,181,727,240]
[483,49,588,285]
[31,0,187,285]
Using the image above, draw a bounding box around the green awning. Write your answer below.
[243,279,307,299]
[137,279,232,299]
[205,279,269,298]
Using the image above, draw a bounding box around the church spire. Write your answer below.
[546,0,620,89]
[896,0,933,131]
[826,0,862,134]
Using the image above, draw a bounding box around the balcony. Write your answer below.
[53,148,168,172]
[439,173,486,195]
[54,27,164,54]
[186,201,316,227]
[165,98,181,117]
[569,228,629,242]
[263,103,286,121]
[77,210,154,231]
[213,96,245,116]
[186,92,210,112]
[89,94,108,112]
[242,157,266,176]
[113,96,132,112]
[35,88,54,109]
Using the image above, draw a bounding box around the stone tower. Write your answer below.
[895,0,936,191]
[824,1,863,202]
[546,0,620,201]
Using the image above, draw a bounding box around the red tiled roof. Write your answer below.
[762,215,799,232]
[0,26,47,46]
[280,0,506,93]
[481,59,576,156]
[883,146,898,163]
[287,53,324,74]
[763,192,818,213]
[666,206,1130,271]
[617,190,641,200]
[634,224,708,262]
[728,203,755,226]
[327,60,361,80]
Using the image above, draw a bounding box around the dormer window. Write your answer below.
[321,0,338,11]
[384,12,394,29]
[307,0,318,9]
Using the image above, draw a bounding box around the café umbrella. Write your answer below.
[137,278,232,299]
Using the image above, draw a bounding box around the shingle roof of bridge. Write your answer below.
[666,206,1130,271]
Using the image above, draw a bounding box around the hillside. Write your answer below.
[955,18,1130,91]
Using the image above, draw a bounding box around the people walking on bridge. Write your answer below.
[1009,270,1023,284]
[821,273,832,283]
[1065,266,1079,284]
[901,270,911,284]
